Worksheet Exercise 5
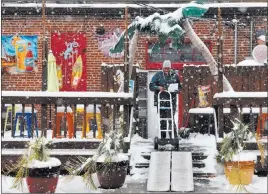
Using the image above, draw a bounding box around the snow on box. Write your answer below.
[57,106,73,113]
[189,107,268,114]
[101,62,139,67]
[214,91,268,98]
[76,104,101,113]
[16,107,37,113]
[237,59,265,66]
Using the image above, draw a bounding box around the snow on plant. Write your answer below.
[4,137,53,191]
[65,130,125,190]
[219,119,254,162]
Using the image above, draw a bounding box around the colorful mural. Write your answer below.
[51,32,87,91]
[95,28,124,58]
[1,35,38,74]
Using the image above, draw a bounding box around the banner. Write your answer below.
[95,28,124,58]
[1,35,38,74]
[51,32,87,91]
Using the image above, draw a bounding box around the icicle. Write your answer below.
[183,19,234,92]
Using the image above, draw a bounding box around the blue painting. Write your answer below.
[1,35,38,74]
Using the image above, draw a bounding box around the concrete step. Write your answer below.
[141,151,209,161]
[135,160,206,169]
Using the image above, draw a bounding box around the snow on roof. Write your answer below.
[214,91,268,98]
[2,3,267,8]
[2,91,133,98]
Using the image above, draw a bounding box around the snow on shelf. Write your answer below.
[237,59,265,66]
[16,107,37,113]
[232,150,266,162]
[101,62,139,67]
[57,106,73,113]
[214,91,268,98]
[2,91,133,98]
[189,107,268,114]
[217,137,267,143]
[76,104,101,113]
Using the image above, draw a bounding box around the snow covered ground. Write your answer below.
[2,174,267,193]
[1,133,267,193]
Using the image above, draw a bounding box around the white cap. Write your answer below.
[257,35,265,42]
[162,60,171,68]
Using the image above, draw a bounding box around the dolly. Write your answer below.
[154,91,179,150]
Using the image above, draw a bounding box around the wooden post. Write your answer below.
[217,7,223,92]
[124,7,129,93]
[123,7,130,139]
[218,104,224,138]
[41,0,47,137]
[42,0,47,91]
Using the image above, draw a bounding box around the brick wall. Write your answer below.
[2,15,267,92]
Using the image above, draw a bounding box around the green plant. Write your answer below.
[4,137,51,191]
[65,130,125,190]
[220,119,254,162]
[219,119,256,193]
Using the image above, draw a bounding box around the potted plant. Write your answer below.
[66,130,129,190]
[218,119,256,189]
[5,137,61,193]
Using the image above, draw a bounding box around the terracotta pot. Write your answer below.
[224,161,255,185]
[26,165,61,193]
[96,161,128,189]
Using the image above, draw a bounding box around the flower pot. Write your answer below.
[96,161,128,189]
[26,165,61,193]
[224,161,255,185]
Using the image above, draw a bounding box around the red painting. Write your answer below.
[51,32,87,91]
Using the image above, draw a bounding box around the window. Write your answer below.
[146,40,212,70]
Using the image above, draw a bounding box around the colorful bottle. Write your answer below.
[15,40,27,72]
[25,42,34,72]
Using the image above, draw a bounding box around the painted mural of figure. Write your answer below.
[114,69,124,93]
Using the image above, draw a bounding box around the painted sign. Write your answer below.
[51,32,87,91]
[1,35,38,74]
[95,28,124,58]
